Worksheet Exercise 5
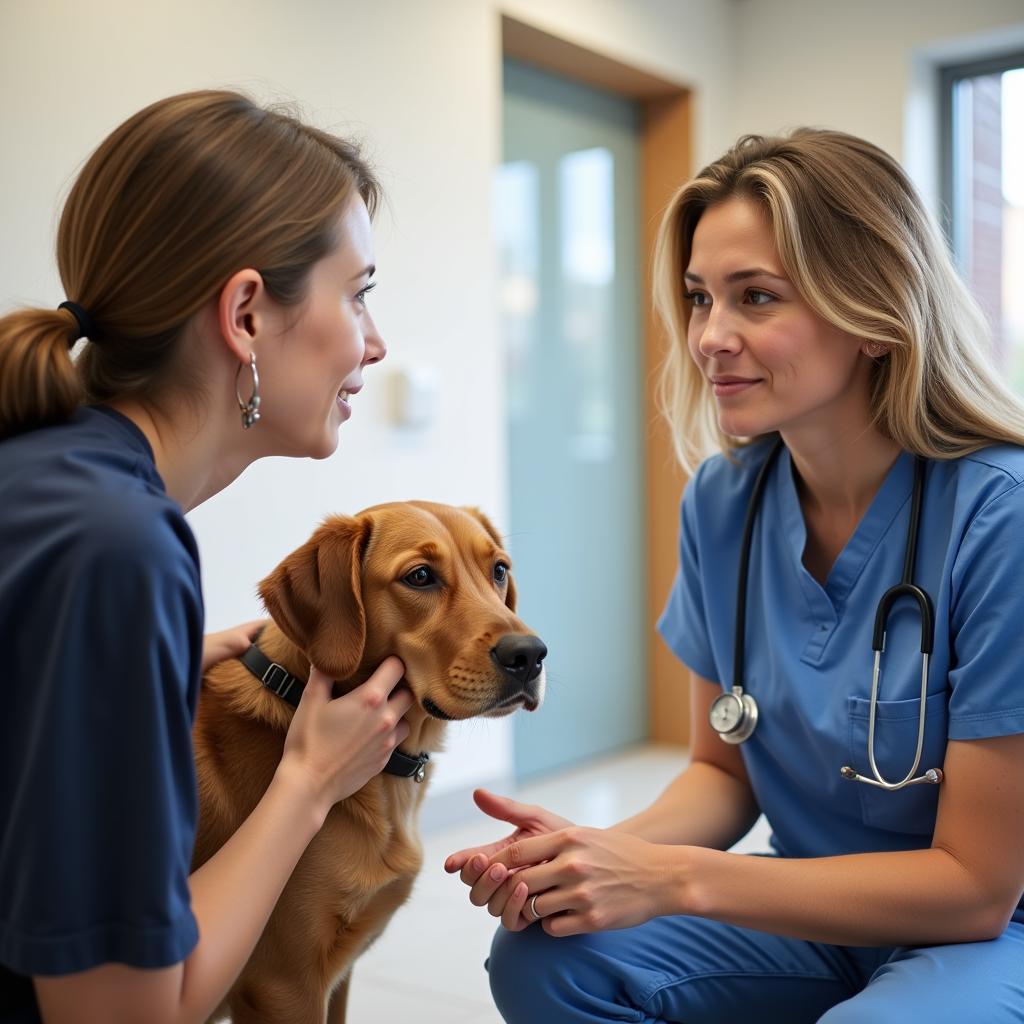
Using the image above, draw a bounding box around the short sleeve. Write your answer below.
[657,466,719,682]
[0,507,204,976]
[947,480,1024,740]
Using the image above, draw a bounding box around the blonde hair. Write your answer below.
[652,128,1024,474]
[0,89,380,440]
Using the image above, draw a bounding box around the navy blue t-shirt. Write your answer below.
[0,406,204,1021]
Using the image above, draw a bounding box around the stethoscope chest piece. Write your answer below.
[709,688,758,744]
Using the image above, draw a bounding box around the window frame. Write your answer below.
[938,49,1024,254]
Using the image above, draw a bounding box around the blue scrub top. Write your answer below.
[659,436,1024,921]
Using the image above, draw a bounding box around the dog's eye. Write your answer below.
[493,562,509,584]
[403,566,437,588]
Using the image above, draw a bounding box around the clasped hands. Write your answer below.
[444,789,676,937]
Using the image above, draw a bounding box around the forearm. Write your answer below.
[671,845,1007,947]
[611,761,760,850]
[177,763,326,1021]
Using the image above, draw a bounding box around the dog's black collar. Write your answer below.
[238,642,430,783]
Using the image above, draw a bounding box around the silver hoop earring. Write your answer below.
[236,353,261,429]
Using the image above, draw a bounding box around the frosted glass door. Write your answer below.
[499,59,646,780]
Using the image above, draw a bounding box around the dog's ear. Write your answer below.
[463,506,518,612]
[259,515,372,679]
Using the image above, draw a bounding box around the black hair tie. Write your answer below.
[57,301,95,342]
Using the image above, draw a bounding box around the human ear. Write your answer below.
[217,268,266,363]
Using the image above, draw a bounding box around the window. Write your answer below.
[941,53,1024,391]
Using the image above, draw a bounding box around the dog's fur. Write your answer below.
[191,501,545,1023]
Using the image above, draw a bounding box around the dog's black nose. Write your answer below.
[491,635,547,684]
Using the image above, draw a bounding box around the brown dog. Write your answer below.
[191,501,546,1023]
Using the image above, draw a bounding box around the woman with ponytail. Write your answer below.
[0,91,414,1023]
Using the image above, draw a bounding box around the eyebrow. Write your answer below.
[414,541,443,560]
[348,263,375,282]
[684,268,787,284]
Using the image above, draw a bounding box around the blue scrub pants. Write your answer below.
[487,914,1024,1023]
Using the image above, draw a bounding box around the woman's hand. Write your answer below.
[278,657,415,820]
[445,790,573,874]
[201,619,269,673]
[479,826,685,936]
[443,791,573,922]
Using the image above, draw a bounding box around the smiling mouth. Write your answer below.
[712,379,761,396]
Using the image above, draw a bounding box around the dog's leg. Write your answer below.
[325,973,350,1024]
[227,976,324,1024]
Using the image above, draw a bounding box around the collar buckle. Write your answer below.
[261,662,296,702]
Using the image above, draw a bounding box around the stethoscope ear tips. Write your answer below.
[840,765,944,787]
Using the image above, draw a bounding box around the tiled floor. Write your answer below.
[348,743,773,1023]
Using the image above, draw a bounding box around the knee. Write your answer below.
[817,996,902,1024]
[487,924,565,1023]
[816,1002,858,1024]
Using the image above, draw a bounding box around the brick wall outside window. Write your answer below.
[948,63,1024,393]
[967,74,1004,358]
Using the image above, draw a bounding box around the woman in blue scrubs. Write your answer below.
[447,129,1024,1023]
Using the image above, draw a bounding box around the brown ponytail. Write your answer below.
[0,90,381,441]
[0,309,84,439]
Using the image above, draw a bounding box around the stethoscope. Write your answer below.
[708,438,945,790]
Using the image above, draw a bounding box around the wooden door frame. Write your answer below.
[501,14,693,746]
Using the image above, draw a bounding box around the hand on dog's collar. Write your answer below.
[238,642,430,783]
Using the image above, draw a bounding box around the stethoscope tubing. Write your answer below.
[717,438,944,789]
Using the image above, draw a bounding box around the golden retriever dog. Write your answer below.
[191,501,546,1024]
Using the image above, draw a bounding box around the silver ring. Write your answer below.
[528,894,541,921]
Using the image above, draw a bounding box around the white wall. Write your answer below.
[0,0,733,798]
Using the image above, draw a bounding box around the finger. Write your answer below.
[445,844,495,873]
[525,883,580,931]
[444,848,475,873]
[445,850,469,873]
[362,656,406,695]
[300,665,334,705]
[501,881,530,931]
[472,789,543,827]
[446,842,508,874]
[490,861,556,906]
[391,719,411,746]
[544,910,590,938]
[469,861,510,908]
[459,853,491,888]
[243,618,270,639]
[487,869,533,920]
[387,685,417,716]
[489,830,566,870]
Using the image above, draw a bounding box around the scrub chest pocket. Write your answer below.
[846,690,948,834]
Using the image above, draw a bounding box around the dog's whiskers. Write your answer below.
[446,679,486,697]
